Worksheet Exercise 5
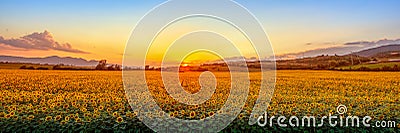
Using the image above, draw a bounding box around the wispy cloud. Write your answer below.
[0,30,89,54]
[276,38,400,59]
[344,38,400,46]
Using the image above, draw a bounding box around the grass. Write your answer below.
[335,62,400,70]
[0,63,53,69]
[0,63,94,70]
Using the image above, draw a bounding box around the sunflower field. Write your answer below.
[0,70,399,132]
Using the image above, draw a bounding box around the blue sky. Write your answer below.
[0,0,399,63]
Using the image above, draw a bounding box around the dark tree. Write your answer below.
[96,60,107,70]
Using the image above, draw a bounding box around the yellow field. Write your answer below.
[0,70,399,131]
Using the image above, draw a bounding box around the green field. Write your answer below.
[0,63,93,70]
[0,63,54,69]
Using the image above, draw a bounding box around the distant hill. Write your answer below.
[352,44,400,57]
[0,55,98,66]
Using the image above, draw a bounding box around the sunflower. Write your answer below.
[85,113,92,118]
[112,112,119,117]
[291,111,297,116]
[189,111,196,118]
[45,116,53,121]
[28,115,35,120]
[158,111,164,117]
[75,118,82,123]
[4,114,11,119]
[41,107,47,112]
[65,116,70,121]
[169,112,175,118]
[205,101,210,106]
[9,111,15,116]
[217,110,222,114]
[208,111,215,117]
[173,111,179,117]
[94,108,99,114]
[238,113,244,120]
[180,110,185,116]
[60,120,67,125]
[80,108,87,113]
[68,114,75,118]
[116,116,124,123]
[177,105,182,110]
[17,109,23,113]
[21,115,27,120]
[55,115,62,121]
[200,114,206,120]
[85,117,92,123]
[126,111,133,118]
[98,105,104,110]
[378,115,384,120]
[253,114,259,119]
[74,113,79,119]
[92,114,99,119]
[12,116,18,121]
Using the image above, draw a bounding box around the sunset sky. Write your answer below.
[1,0,400,65]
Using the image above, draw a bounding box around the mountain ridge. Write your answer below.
[0,55,99,66]
[352,44,400,57]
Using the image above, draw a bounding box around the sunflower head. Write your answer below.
[208,111,214,117]
[28,115,35,120]
[112,112,119,117]
[55,115,62,121]
[116,116,124,123]
[238,113,244,119]
[60,120,67,125]
[9,111,15,116]
[200,115,206,120]
[65,116,70,121]
[75,118,82,123]
[45,116,53,121]
[12,116,18,121]
[189,111,196,118]
[169,112,175,118]
[41,107,47,111]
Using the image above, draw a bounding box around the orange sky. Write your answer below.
[1,0,400,65]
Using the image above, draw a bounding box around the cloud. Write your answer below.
[304,42,337,46]
[276,38,400,59]
[0,30,89,54]
[344,41,370,45]
[275,45,362,59]
[344,38,400,46]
